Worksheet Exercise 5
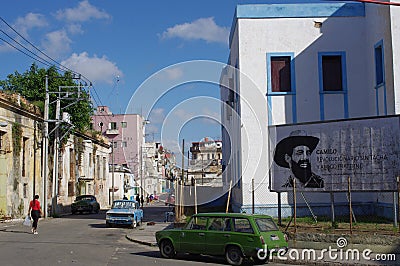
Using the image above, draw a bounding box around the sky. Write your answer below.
[0,0,336,155]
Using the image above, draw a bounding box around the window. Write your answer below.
[185,216,208,230]
[23,183,28,198]
[271,56,292,92]
[122,141,127,148]
[103,157,107,180]
[68,181,75,196]
[322,55,343,91]
[22,137,28,177]
[232,218,254,234]
[121,122,127,128]
[109,122,117,130]
[208,217,231,231]
[375,43,384,86]
[0,131,5,150]
[113,141,118,149]
[96,155,100,179]
[89,153,92,167]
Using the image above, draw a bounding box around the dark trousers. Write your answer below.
[31,210,40,229]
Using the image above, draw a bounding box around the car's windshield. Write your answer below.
[255,218,279,232]
[112,201,135,209]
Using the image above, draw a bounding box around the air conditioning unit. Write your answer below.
[62,112,71,124]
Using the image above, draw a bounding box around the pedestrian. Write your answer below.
[136,194,140,207]
[28,195,43,235]
[123,195,128,200]
[141,194,144,207]
[146,194,149,205]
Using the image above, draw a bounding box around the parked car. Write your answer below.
[155,213,288,265]
[106,200,144,228]
[71,195,100,214]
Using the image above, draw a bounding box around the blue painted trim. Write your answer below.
[318,51,348,120]
[266,52,297,124]
[236,3,365,19]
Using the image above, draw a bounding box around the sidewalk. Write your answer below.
[126,200,173,246]
[126,202,399,265]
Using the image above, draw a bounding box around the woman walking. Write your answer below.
[28,195,43,234]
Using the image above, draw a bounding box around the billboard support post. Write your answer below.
[330,192,335,225]
[278,192,282,226]
[397,176,400,233]
[348,176,353,235]
[293,179,297,236]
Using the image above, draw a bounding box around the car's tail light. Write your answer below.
[260,236,265,245]
[284,233,289,242]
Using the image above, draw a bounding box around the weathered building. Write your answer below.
[0,92,42,218]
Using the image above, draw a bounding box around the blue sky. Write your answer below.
[0,0,337,154]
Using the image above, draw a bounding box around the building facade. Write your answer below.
[91,106,145,187]
[221,1,400,217]
[188,137,222,186]
[0,92,42,218]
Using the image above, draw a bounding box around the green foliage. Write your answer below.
[12,122,22,156]
[0,63,93,132]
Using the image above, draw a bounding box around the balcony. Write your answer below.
[106,129,119,135]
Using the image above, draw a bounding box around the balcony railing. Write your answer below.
[106,129,119,135]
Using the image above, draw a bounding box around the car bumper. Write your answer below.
[106,217,134,225]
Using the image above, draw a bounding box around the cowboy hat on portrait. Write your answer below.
[273,130,319,168]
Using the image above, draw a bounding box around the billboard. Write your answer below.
[269,116,400,192]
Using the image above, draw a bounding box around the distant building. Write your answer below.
[91,106,146,192]
[188,137,222,186]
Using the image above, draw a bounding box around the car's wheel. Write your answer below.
[106,222,111,228]
[253,255,268,265]
[225,246,244,266]
[89,206,93,214]
[71,210,76,215]
[160,239,176,258]
[95,207,100,214]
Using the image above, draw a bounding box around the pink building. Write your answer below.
[91,106,145,182]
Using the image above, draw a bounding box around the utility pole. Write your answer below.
[42,75,49,218]
[112,140,115,203]
[52,87,61,216]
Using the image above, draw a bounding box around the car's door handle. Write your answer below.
[224,234,230,238]
[198,233,205,236]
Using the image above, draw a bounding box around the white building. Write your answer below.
[221,1,400,217]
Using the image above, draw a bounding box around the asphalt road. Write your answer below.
[0,211,296,266]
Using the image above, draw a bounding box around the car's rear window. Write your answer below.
[255,218,279,232]
[76,196,93,201]
[112,201,135,209]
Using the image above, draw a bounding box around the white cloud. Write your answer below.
[61,52,123,84]
[164,67,183,80]
[161,17,229,44]
[42,30,72,59]
[67,24,84,35]
[14,13,48,36]
[55,0,111,23]
[149,108,166,124]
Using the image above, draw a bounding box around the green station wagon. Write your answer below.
[155,213,288,265]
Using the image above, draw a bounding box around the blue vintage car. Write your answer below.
[106,200,143,228]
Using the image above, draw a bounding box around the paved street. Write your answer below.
[0,208,292,266]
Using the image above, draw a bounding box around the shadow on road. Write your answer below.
[130,251,256,265]
[0,229,33,234]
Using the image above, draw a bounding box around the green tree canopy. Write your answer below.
[0,63,93,132]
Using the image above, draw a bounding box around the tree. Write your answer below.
[0,63,93,132]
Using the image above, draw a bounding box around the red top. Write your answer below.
[29,200,41,211]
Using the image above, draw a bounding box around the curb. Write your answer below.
[125,234,158,247]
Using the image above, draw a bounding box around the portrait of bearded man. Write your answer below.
[273,130,324,189]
